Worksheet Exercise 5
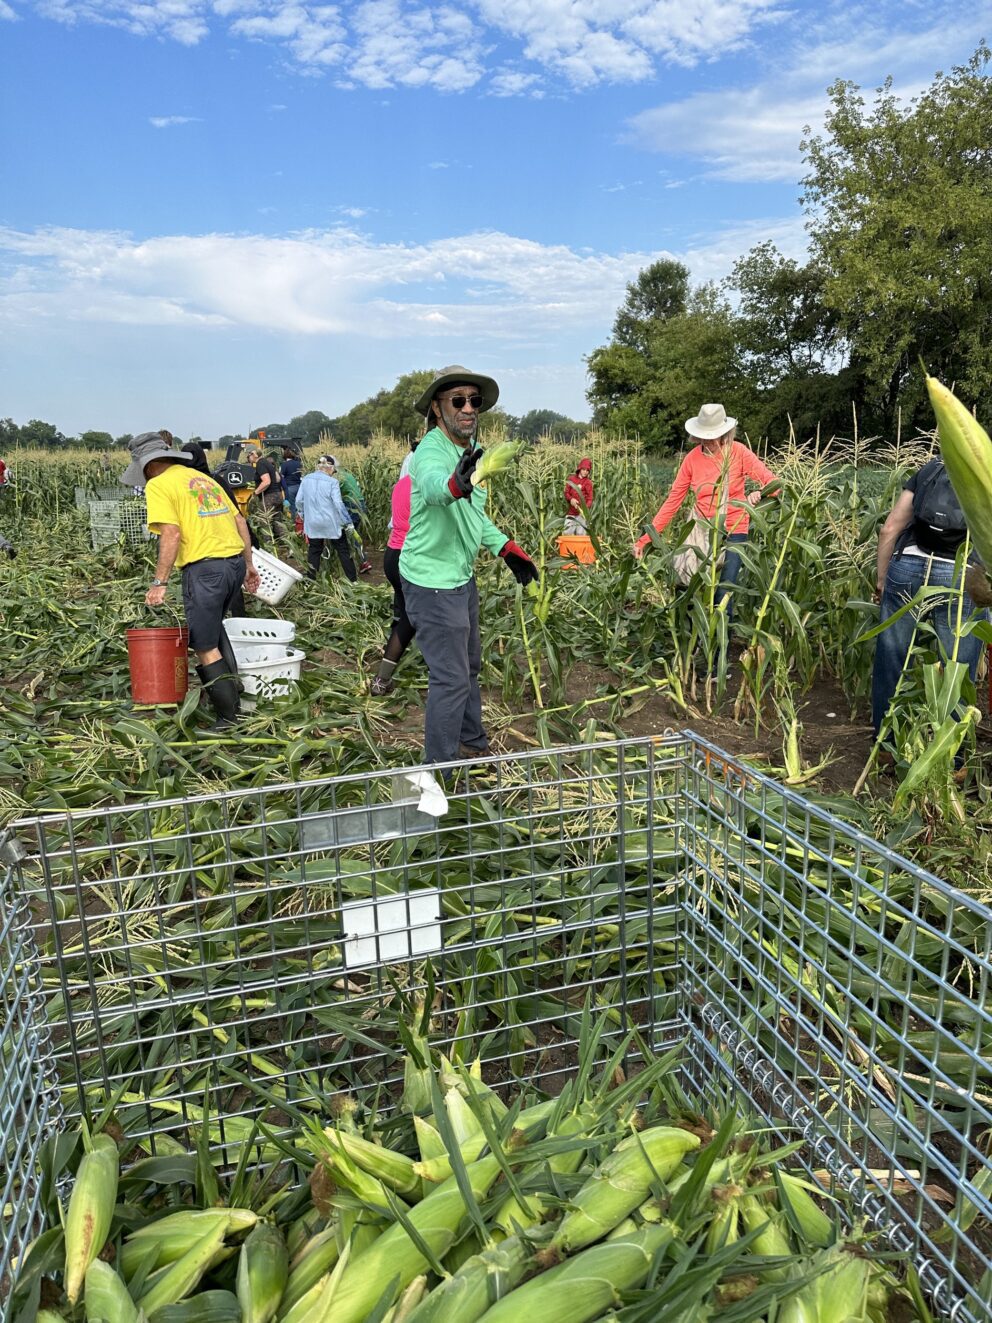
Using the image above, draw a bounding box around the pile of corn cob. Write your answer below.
[18,1031,919,1323]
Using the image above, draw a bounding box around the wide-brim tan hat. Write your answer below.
[415,365,499,417]
[685,403,737,440]
[121,431,192,488]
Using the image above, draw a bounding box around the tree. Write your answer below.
[78,430,114,449]
[287,411,334,448]
[801,44,992,432]
[330,371,434,445]
[588,285,746,449]
[517,409,588,442]
[611,259,690,354]
[728,243,847,439]
[20,419,65,448]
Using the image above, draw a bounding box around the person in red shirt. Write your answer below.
[564,458,593,534]
[632,403,778,617]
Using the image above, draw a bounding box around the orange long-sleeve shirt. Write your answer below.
[635,441,778,551]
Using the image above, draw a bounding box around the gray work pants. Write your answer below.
[401,576,487,765]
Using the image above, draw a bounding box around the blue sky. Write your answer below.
[0,0,988,437]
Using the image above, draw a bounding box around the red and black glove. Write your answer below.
[499,540,538,586]
[448,446,483,499]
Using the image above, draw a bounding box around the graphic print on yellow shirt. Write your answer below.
[145,463,243,568]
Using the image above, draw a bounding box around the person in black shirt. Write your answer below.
[871,458,985,736]
[245,445,288,547]
[281,445,303,516]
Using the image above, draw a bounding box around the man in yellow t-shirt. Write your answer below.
[122,432,260,728]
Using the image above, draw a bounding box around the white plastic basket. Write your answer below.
[238,647,305,698]
[232,641,291,666]
[251,548,304,605]
[225,617,296,645]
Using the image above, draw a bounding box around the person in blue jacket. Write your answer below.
[296,457,357,582]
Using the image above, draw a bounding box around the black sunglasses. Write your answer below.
[441,393,484,410]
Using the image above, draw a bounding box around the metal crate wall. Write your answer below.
[88,498,149,550]
[3,734,991,1320]
[0,841,62,1305]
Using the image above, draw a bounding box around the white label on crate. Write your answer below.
[341,888,442,967]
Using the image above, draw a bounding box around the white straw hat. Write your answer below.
[685,403,737,440]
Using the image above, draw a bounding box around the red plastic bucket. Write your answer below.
[126,627,190,705]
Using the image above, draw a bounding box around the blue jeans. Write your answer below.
[871,553,983,735]
[715,533,749,620]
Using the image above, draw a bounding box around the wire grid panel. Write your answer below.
[89,499,150,550]
[0,839,61,1306]
[676,734,992,1323]
[9,737,685,1150]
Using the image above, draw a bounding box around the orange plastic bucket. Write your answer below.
[557,534,596,568]
[126,627,190,705]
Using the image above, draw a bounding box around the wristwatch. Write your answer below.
[150,577,167,587]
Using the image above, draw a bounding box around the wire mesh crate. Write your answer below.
[2,734,991,1319]
[88,497,150,550]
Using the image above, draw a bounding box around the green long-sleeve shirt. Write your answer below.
[398,428,509,589]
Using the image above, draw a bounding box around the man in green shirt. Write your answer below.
[400,365,537,768]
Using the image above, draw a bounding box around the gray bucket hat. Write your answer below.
[415,365,499,417]
[121,431,192,488]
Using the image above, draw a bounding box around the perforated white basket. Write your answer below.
[237,647,306,698]
[225,617,296,645]
[250,549,304,605]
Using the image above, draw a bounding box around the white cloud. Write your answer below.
[336,205,369,218]
[625,5,989,181]
[0,221,812,347]
[0,1,18,18]
[149,114,202,127]
[26,0,790,86]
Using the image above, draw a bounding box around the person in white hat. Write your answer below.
[631,403,779,617]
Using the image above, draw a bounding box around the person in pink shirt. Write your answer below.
[371,444,418,695]
[632,403,778,618]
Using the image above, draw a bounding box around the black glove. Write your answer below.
[499,540,538,585]
[447,447,483,500]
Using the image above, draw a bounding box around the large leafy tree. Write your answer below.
[801,44,992,431]
[611,259,690,354]
[330,370,434,445]
[588,285,746,450]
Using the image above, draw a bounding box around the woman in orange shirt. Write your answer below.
[632,403,778,617]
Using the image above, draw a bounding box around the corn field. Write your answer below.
[2,434,991,1321]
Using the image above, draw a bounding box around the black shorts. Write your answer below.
[181,556,245,653]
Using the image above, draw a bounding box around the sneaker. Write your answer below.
[359,561,373,574]
[370,676,394,696]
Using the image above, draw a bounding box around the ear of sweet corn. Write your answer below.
[776,1171,835,1250]
[280,1227,341,1315]
[327,1154,502,1323]
[236,1222,289,1323]
[477,1224,673,1323]
[148,1289,243,1322]
[318,1128,422,1199]
[137,1220,230,1315]
[64,1132,120,1305]
[926,375,992,568]
[471,441,526,487]
[405,1236,530,1323]
[552,1126,700,1253]
[122,1209,257,1277]
[84,1259,139,1323]
[739,1194,794,1281]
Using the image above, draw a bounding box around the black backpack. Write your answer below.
[913,462,966,543]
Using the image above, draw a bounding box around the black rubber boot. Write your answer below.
[217,627,242,692]
[196,660,240,729]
